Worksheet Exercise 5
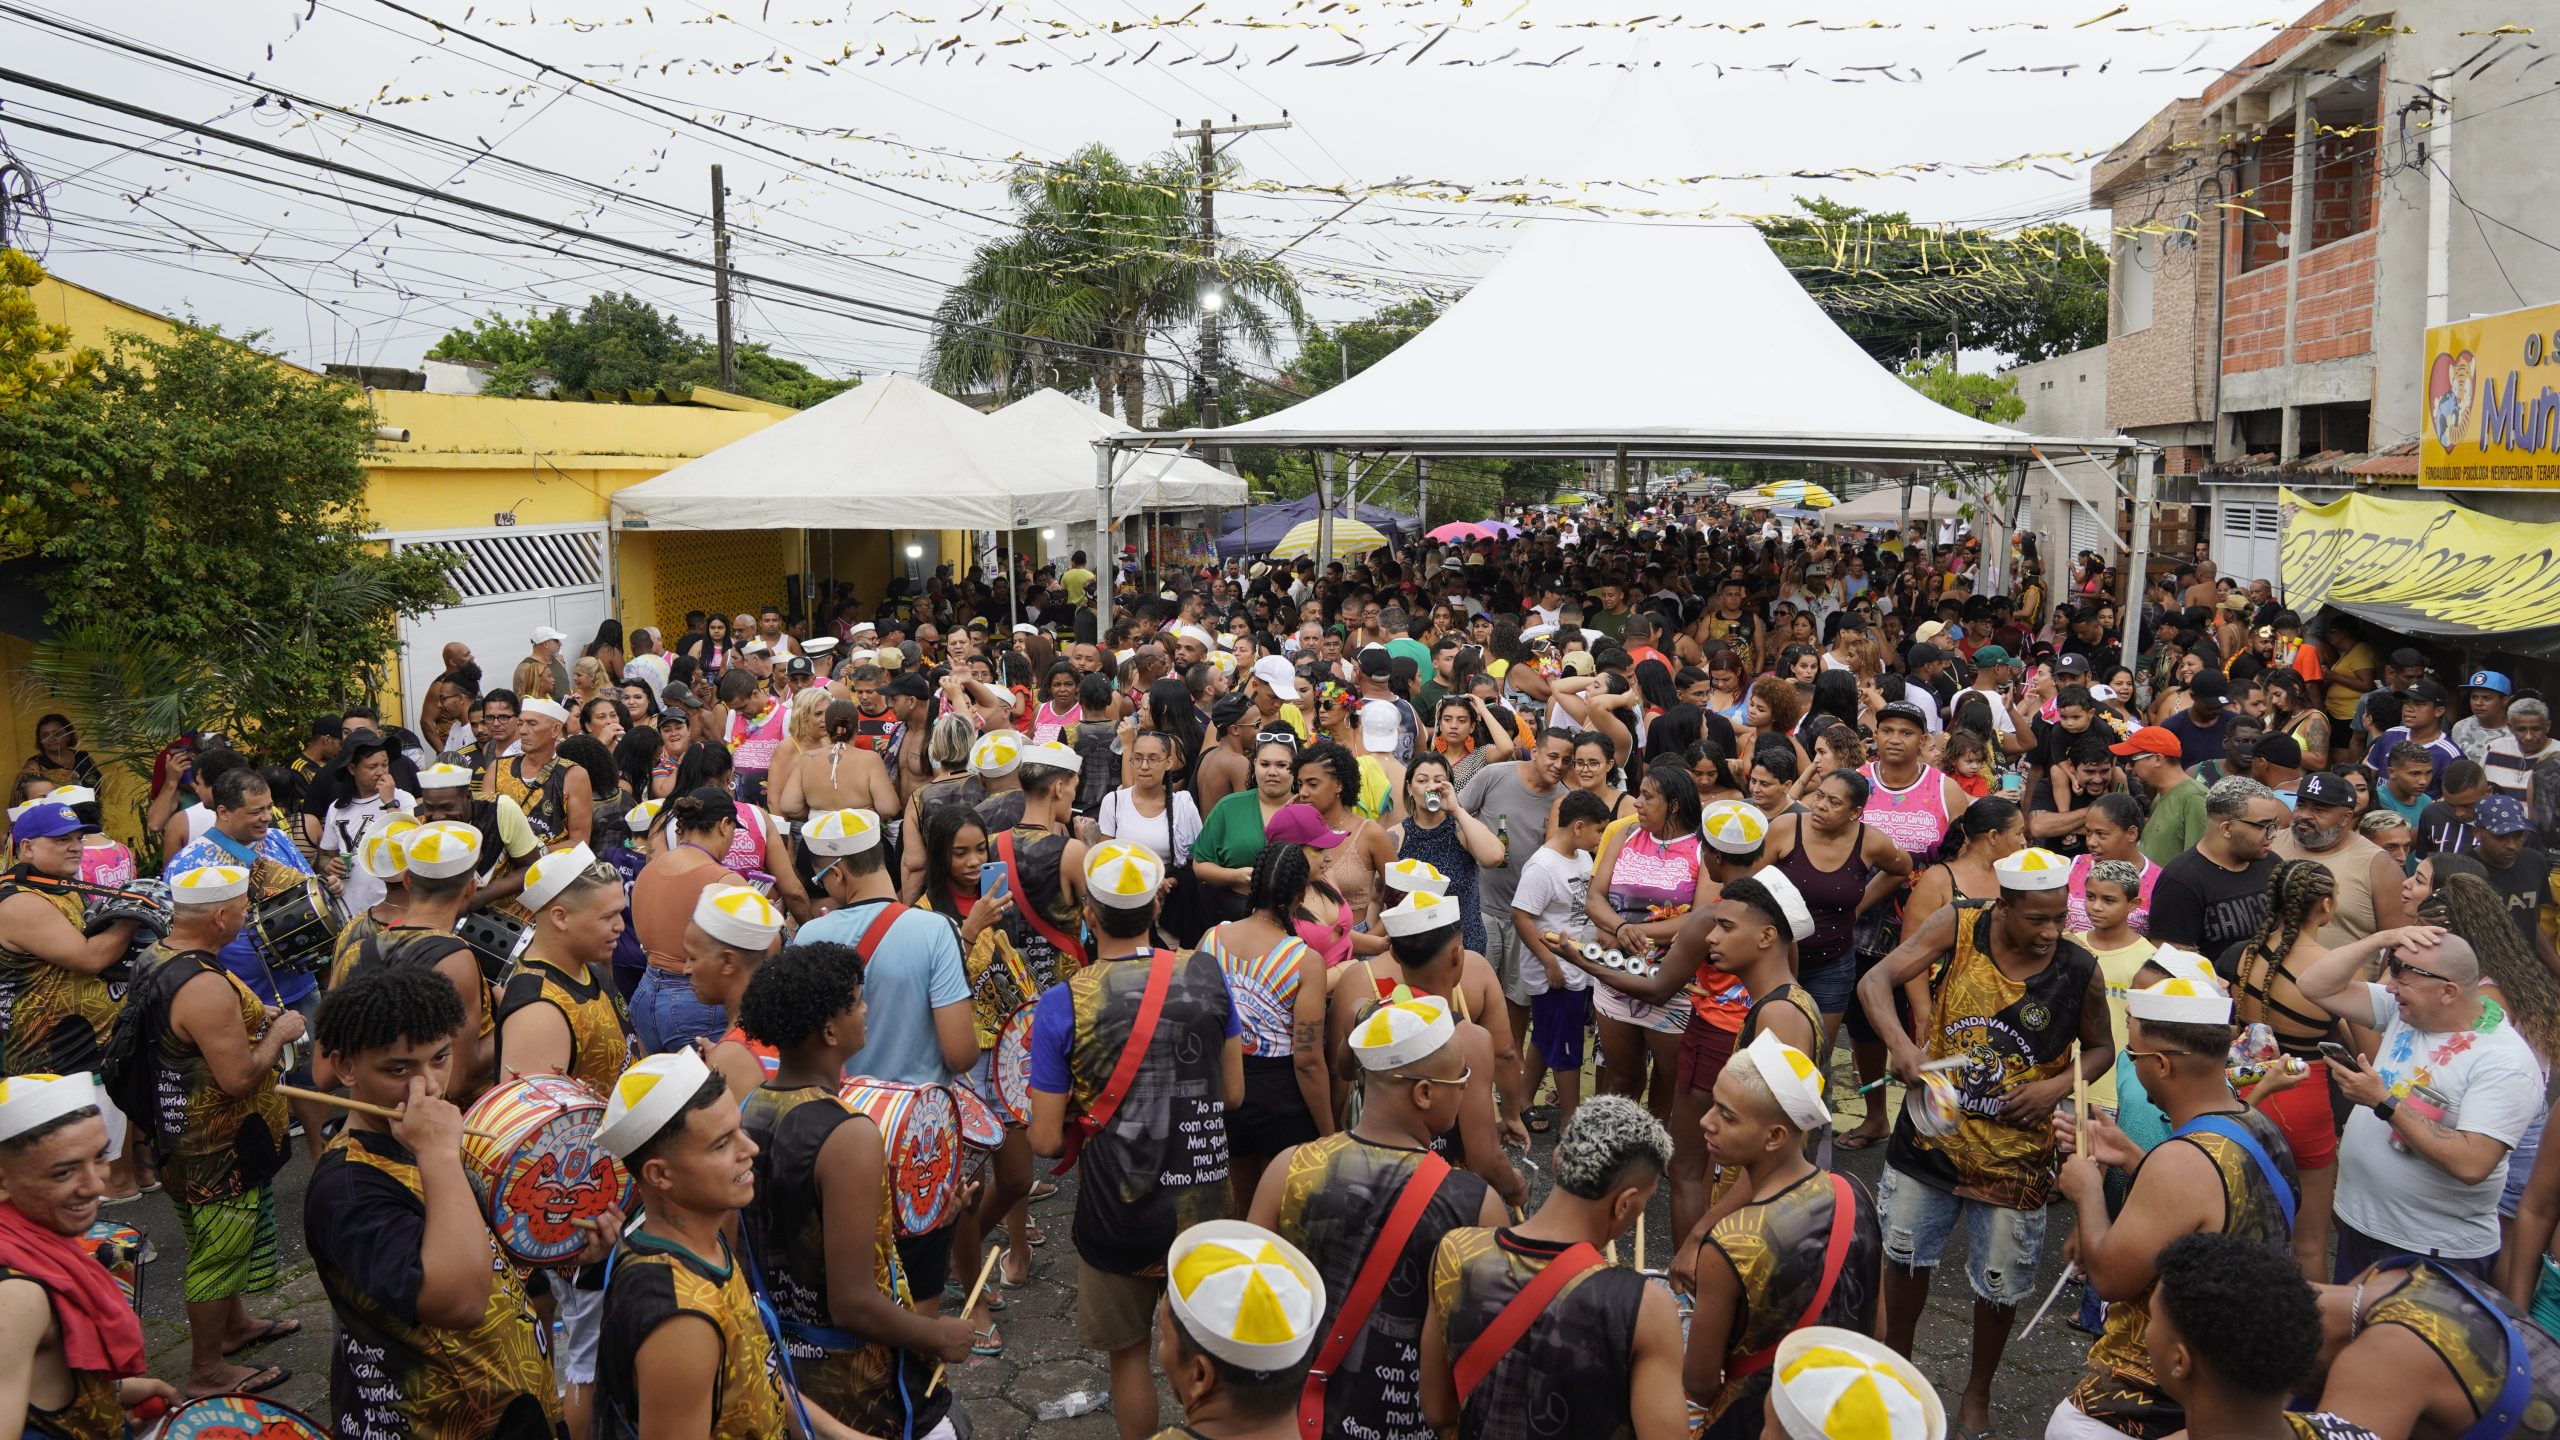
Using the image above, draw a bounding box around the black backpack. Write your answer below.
[97,948,211,1159]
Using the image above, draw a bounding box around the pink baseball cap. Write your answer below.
[1265,803,1347,850]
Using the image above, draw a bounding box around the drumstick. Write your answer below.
[275,1084,505,1141]
[1635,1213,1645,1273]
[2070,1041,2089,1136]
[928,1247,1003,1393]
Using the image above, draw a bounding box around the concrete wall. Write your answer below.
[2006,346,2119,581]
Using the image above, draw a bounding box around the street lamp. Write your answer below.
[1199,288,1225,312]
[903,543,922,559]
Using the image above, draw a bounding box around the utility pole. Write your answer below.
[711,164,736,391]
[1175,116,1290,470]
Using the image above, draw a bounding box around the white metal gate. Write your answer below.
[392,524,608,723]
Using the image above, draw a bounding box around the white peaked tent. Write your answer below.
[1149,220,2113,464]
[610,373,1075,531]
[991,389,1248,511]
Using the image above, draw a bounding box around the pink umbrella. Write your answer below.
[1427,521,1494,542]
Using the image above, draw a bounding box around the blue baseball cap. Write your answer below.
[7,802,92,843]
[2466,670,2514,696]
[2479,794,2533,836]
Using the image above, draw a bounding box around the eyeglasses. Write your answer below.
[1380,1065,1472,1090]
[1255,731,1299,749]
[2382,954,2453,984]
[2237,817,2283,836]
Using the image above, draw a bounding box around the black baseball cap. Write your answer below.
[1905,643,1945,667]
[1875,701,1929,729]
[2188,670,2229,701]
[2054,654,2092,678]
[2402,679,2451,705]
[2297,771,2356,809]
[2255,732,2303,769]
[310,715,345,739]
[886,672,933,702]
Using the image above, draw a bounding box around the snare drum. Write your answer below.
[157,1392,329,1440]
[990,1008,1034,1127]
[460,1073,632,1268]
[249,876,344,975]
[838,1078,963,1237]
[78,1218,150,1317]
[953,1083,1003,1153]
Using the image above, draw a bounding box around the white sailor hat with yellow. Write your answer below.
[1165,1220,1327,1370]
[1771,1327,1945,1440]
[597,1049,714,1160]
[1085,840,1164,908]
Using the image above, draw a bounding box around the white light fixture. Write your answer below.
[1041,528,1056,540]
[1199,288,1224,312]
[903,543,923,558]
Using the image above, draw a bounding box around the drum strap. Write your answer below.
[1728,1175,1858,1378]
[1452,1241,1605,1402]
[1299,1153,1450,1438]
[853,901,910,968]
[994,830,1086,967]
[1056,948,1174,1176]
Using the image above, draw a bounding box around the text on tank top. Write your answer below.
[1859,762,1952,858]
[1882,903,2095,1209]
[1061,948,1237,1273]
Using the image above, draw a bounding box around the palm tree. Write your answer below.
[929,143,1301,424]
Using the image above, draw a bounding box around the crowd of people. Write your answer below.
[2,496,2557,1440]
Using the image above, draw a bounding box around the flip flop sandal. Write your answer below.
[1834,1130,1888,1151]
[946,1283,1006,1313]
[999,1257,1035,1288]
[971,1325,1006,1357]
[1026,1180,1060,1202]
[192,1363,291,1400]
[223,1318,301,1356]
[1524,1104,1557,1134]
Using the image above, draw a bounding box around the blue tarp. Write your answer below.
[1214,495,1422,557]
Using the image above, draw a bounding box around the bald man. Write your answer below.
[2296,927,2544,1281]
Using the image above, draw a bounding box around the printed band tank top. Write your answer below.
[1858,762,1953,862]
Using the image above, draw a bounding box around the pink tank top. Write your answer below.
[728,702,786,773]
[1859,762,1952,859]
[1033,701,1081,746]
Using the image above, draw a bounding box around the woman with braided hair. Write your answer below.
[2228,856,2342,1278]
[2420,871,2560,1267]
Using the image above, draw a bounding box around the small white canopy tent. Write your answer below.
[611,373,1069,531]
[991,389,1247,511]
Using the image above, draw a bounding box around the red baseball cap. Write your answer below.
[2109,726,2183,761]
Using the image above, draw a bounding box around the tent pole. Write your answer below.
[1096,445,1115,637]
[1613,446,1629,524]
[1899,477,1913,538]
[1418,457,1430,529]
[2119,449,2156,677]
[1006,525,1017,627]
[1316,454,1336,570]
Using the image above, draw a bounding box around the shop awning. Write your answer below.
[2280,485,2560,657]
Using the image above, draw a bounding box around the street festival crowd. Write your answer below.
[4,497,2560,1440]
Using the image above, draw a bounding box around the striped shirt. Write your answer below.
[1206,929,1316,1057]
[2484,738,2553,800]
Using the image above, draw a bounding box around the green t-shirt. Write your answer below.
[1385,636,1433,674]
[2137,777,2210,867]
[1415,678,1448,717]
[1193,790,1271,870]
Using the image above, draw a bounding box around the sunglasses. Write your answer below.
[1255,731,1300,749]
[1381,1064,1473,1090]
[2382,954,2453,984]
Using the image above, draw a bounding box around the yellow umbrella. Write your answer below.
[1269,517,1390,561]
[1756,480,1838,508]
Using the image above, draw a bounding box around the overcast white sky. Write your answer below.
[3,0,2283,389]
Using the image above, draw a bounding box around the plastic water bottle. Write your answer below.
[1035,1390,1108,1420]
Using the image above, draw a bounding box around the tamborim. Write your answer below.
[989,1008,1035,1127]
[78,1217,149,1316]
[838,1078,962,1237]
[460,1073,632,1267]
[155,1392,329,1440]
[248,876,344,975]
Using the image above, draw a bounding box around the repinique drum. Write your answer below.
[249,876,344,974]
[991,1008,1034,1127]
[156,1392,329,1440]
[460,1073,632,1268]
[838,1078,962,1237]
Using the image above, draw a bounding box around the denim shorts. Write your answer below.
[1876,1163,2047,1307]
[630,965,727,1056]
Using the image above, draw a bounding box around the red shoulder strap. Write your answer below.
[856,900,908,960]
[1298,1153,1452,1438]
[996,829,1088,967]
[1729,1175,1859,1378]
[1453,1241,1605,1403]
[1055,947,1176,1175]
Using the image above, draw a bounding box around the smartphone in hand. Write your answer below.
[2317,1040,2360,1069]
[980,860,1010,898]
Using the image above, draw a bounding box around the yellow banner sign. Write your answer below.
[2279,486,2560,644]
[2422,300,2560,490]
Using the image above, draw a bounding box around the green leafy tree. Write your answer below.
[1756,198,2108,365]
[928,143,1303,422]
[429,293,856,407]
[1898,354,2026,424]
[2,253,454,765]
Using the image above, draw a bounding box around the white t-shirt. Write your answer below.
[2331,983,2545,1260]
[321,789,418,917]
[1098,788,1201,866]
[1964,685,2019,737]
[1510,845,1593,997]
